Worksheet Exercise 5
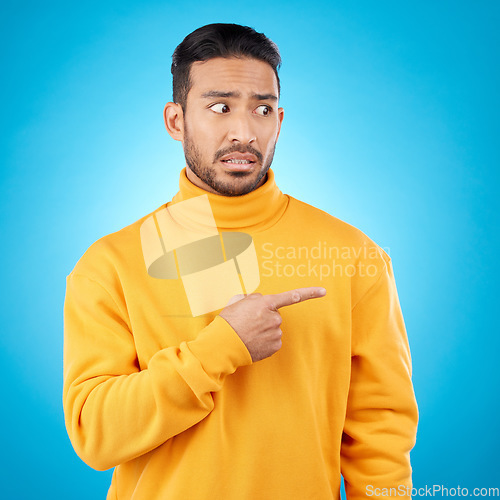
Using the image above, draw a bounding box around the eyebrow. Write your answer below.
[200,90,278,102]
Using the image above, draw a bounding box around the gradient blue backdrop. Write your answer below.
[1,1,498,498]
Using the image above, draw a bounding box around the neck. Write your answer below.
[170,167,288,232]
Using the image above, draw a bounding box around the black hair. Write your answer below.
[171,23,281,110]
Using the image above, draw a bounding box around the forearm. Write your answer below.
[63,272,251,470]
[341,358,418,498]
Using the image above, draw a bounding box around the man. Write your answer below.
[63,23,418,500]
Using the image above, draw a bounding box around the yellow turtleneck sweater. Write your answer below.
[63,168,418,500]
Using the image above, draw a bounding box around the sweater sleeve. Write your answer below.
[341,258,418,500]
[62,272,252,471]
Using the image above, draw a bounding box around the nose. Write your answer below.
[227,112,256,144]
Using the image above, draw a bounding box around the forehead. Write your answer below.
[188,57,278,97]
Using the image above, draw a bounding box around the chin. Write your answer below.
[214,175,261,197]
[224,170,253,178]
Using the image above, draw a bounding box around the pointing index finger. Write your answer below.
[267,287,327,310]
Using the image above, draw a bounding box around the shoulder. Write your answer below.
[68,203,166,281]
[283,196,392,305]
[285,195,391,264]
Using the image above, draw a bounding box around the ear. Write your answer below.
[275,107,285,142]
[163,102,184,142]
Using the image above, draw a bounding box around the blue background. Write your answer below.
[1,1,498,497]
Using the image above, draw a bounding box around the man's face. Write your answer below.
[180,57,284,196]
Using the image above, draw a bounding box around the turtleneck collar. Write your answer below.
[168,167,289,232]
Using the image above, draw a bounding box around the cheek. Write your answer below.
[193,121,225,146]
[261,125,280,151]
[186,127,213,153]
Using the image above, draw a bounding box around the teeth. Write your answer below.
[224,159,251,164]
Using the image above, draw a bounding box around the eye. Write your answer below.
[210,103,230,114]
[255,105,272,116]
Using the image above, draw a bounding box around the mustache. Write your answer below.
[213,144,263,163]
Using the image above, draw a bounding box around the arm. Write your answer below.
[341,258,418,499]
[62,272,252,471]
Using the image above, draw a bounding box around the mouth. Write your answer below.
[219,152,258,172]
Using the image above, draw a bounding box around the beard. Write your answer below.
[183,131,277,197]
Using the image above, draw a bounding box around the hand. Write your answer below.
[220,287,327,362]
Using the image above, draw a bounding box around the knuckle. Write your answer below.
[263,295,275,306]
